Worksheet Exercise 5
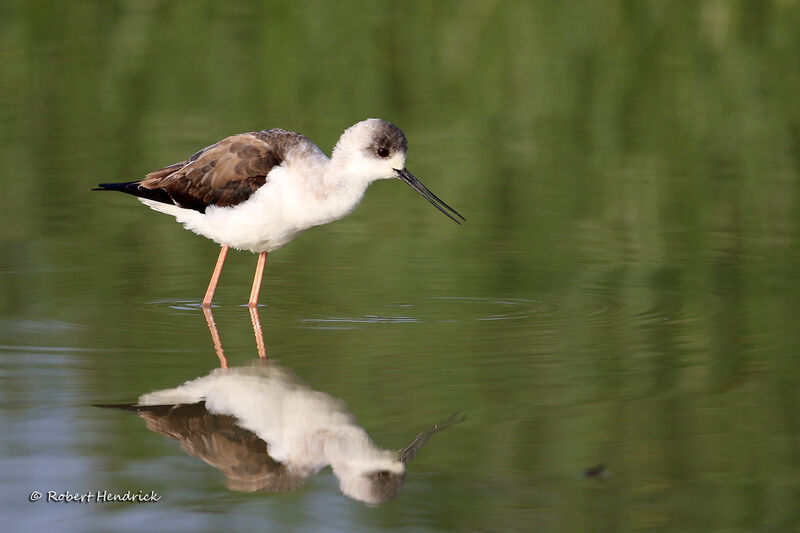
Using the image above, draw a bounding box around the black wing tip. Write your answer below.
[92,403,141,412]
[92,402,190,414]
[91,181,140,192]
[92,180,207,213]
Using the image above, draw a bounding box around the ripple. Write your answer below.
[145,299,207,313]
[300,297,545,329]
[145,289,694,334]
[537,284,689,329]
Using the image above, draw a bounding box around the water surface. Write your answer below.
[2,2,800,532]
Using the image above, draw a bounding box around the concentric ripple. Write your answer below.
[300,297,546,329]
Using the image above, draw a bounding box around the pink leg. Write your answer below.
[249,306,268,360]
[203,306,229,369]
[202,245,229,307]
[248,251,268,308]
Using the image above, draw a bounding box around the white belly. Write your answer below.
[139,167,366,253]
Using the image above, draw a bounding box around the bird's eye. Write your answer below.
[377,147,390,158]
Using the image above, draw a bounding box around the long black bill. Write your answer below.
[395,168,466,224]
[397,411,466,464]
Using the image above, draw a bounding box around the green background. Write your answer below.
[1,1,799,531]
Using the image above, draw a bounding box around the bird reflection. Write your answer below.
[99,360,464,503]
[203,305,268,367]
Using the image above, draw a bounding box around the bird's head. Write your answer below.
[333,118,465,224]
[335,456,407,504]
[333,412,466,504]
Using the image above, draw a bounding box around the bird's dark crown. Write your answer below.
[363,119,408,158]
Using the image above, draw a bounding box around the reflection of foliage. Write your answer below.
[2,2,800,531]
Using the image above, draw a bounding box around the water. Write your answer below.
[2,2,800,531]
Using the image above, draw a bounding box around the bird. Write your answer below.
[94,119,464,307]
[96,361,465,503]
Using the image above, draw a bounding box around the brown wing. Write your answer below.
[140,129,310,213]
[126,402,307,492]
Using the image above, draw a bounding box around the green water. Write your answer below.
[2,2,800,531]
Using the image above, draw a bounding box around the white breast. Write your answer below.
[140,161,368,253]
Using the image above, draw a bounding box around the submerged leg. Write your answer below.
[247,251,268,308]
[202,306,229,369]
[249,306,268,360]
[202,245,229,307]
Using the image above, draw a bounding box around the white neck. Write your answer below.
[326,430,398,475]
[289,152,375,228]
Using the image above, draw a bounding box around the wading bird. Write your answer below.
[94,119,464,306]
